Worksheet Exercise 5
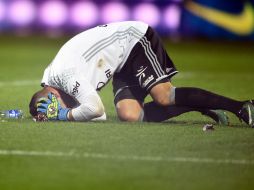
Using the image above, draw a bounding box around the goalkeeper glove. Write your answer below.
[37,93,70,121]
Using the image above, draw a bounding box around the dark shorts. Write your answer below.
[113,26,178,105]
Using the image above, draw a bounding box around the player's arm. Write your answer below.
[37,91,105,122]
[68,110,107,121]
[67,90,105,121]
[37,75,106,122]
[65,75,106,121]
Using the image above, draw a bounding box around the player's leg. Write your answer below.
[113,84,228,123]
[113,71,228,124]
[148,71,253,126]
[149,82,241,114]
[174,88,254,127]
[112,64,147,121]
[134,25,253,126]
[114,88,229,124]
[143,101,229,125]
[112,61,203,122]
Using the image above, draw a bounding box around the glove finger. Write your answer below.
[37,107,47,113]
[37,105,48,110]
[50,93,60,110]
[37,102,49,109]
[48,92,53,100]
[51,94,58,104]
[37,97,48,104]
[53,97,59,108]
[38,99,51,105]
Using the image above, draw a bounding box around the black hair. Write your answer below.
[29,89,47,117]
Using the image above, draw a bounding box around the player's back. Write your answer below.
[45,21,148,90]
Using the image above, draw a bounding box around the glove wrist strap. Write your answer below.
[58,108,70,121]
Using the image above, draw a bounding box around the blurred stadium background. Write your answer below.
[0,0,254,39]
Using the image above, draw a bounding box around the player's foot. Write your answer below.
[238,100,254,127]
[202,110,229,125]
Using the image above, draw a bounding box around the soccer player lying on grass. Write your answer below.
[29,21,254,127]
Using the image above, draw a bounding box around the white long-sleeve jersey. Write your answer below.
[41,21,148,121]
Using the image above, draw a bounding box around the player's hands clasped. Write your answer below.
[37,93,69,121]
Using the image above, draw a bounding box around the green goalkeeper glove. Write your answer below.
[37,93,69,121]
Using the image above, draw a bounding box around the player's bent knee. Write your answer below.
[117,111,140,122]
[115,99,143,122]
[151,89,171,106]
[153,96,170,106]
[150,82,175,106]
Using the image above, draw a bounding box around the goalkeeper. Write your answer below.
[29,21,254,127]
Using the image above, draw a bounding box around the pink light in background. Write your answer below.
[39,0,68,27]
[0,0,6,22]
[133,3,160,27]
[8,0,36,26]
[101,2,129,23]
[163,5,181,30]
[70,1,98,27]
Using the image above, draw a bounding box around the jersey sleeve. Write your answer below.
[63,74,105,121]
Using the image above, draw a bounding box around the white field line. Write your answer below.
[0,149,253,165]
[0,72,197,87]
[0,72,252,87]
[0,80,40,87]
[1,72,253,88]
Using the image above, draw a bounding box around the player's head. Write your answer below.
[29,86,77,117]
[29,87,51,117]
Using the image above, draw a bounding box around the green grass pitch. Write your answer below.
[0,35,254,190]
